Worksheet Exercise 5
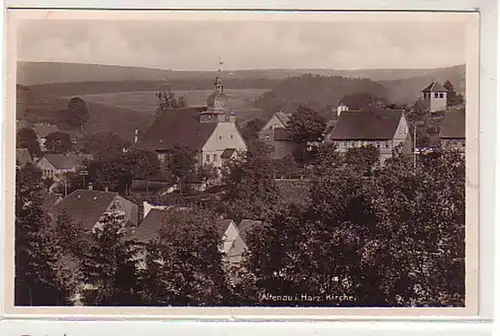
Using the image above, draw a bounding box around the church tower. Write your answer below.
[421,80,448,112]
[199,61,236,123]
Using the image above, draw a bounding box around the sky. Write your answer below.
[16,18,467,71]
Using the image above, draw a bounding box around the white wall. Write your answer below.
[202,122,247,168]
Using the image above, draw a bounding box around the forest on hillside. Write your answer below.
[253,74,390,114]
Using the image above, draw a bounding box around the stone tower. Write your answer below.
[421,81,448,112]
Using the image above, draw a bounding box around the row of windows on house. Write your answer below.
[206,153,219,163]
[335,140,392,149]
[218,135,234,140]
[423,92,445,99]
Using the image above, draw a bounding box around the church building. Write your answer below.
[131,69,247,176]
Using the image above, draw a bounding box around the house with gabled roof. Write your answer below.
[36,153,79,181]
[440,109,465,152]
[258,111,296,159]
[131,71,247,177]
[49,187,138,232]
[421,80,448,112]
[325,108,411,164]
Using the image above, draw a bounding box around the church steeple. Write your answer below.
[200,58,235,124]
[214,58,224,94]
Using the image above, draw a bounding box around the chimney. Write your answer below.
[88,183,93,191]
[134,128,139,143]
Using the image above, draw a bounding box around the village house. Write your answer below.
[49,187,139,233]
[421,80,448,112]
[33,122,59,152]
[325,107,412,165]
[15,148,33,169]
[440,108,465,152]
[131,71,247,184]
[126,204,263,267]
[36,153,82,182]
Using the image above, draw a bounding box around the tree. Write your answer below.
[15,164,74,305]
[83,132,127,161]
[137,207,230,305]
[237,147,465,307]
[65,97,90,129]
[156,87,188,114]
[221,141,284,222]
[167,143,197,192]
[240,118,266,143]
[286,106,327,163]
[339,92,388,110]
[343,145,380,173]
[44,132,73,154]
[199,163,219,187]
[78,201,141,305]
[123,149,161,181]
[17,127,41,158]
[364,149,466,306]
[443,80,465,107]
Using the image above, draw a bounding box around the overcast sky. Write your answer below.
[17,19,466,70]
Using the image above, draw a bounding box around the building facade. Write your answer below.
[325,108,411,164]
[132,70,247,178]
[440,108,465,153]
[421,81,448,112]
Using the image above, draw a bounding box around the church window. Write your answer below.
[434,93,439,98]
[439,93,444,98]
[219,136,222,140]
[230,135,234,139]
[213,154,217,162]
[206,154,210,162]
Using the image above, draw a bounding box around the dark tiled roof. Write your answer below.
[132,209,167,244]
[273,128,293,141]
[422,81,447,92]
[130,210,230,244]
[131,107,216,151]
[221,148,236,159]
[43,154,78,170]
[215,219,233,237]
[33,123,58,138]
[37,188,63,210]
[275,111,292,126]
[328,109,404,141]
[16,148,32,166]
[238,219,263,243]
[50,189,118,231]
[440,110,465,139]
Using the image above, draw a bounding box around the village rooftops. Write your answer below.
[50,189,119,231]
[129,209,236,244]
[421,81,447,93]
[131,107,216,151]
[41,153,79,170]
[440,109,465,139]
[221,148,237,159]
[328,109,405,141]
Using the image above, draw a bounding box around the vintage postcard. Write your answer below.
[3,9,480,319]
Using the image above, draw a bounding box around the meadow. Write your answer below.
[75,88,271,124]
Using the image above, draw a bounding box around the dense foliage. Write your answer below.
[16,127,41,158]
[253,74,389,114]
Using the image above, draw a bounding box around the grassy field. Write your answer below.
[75,88,271,124]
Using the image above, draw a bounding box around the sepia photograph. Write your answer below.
[5,9,479,315]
